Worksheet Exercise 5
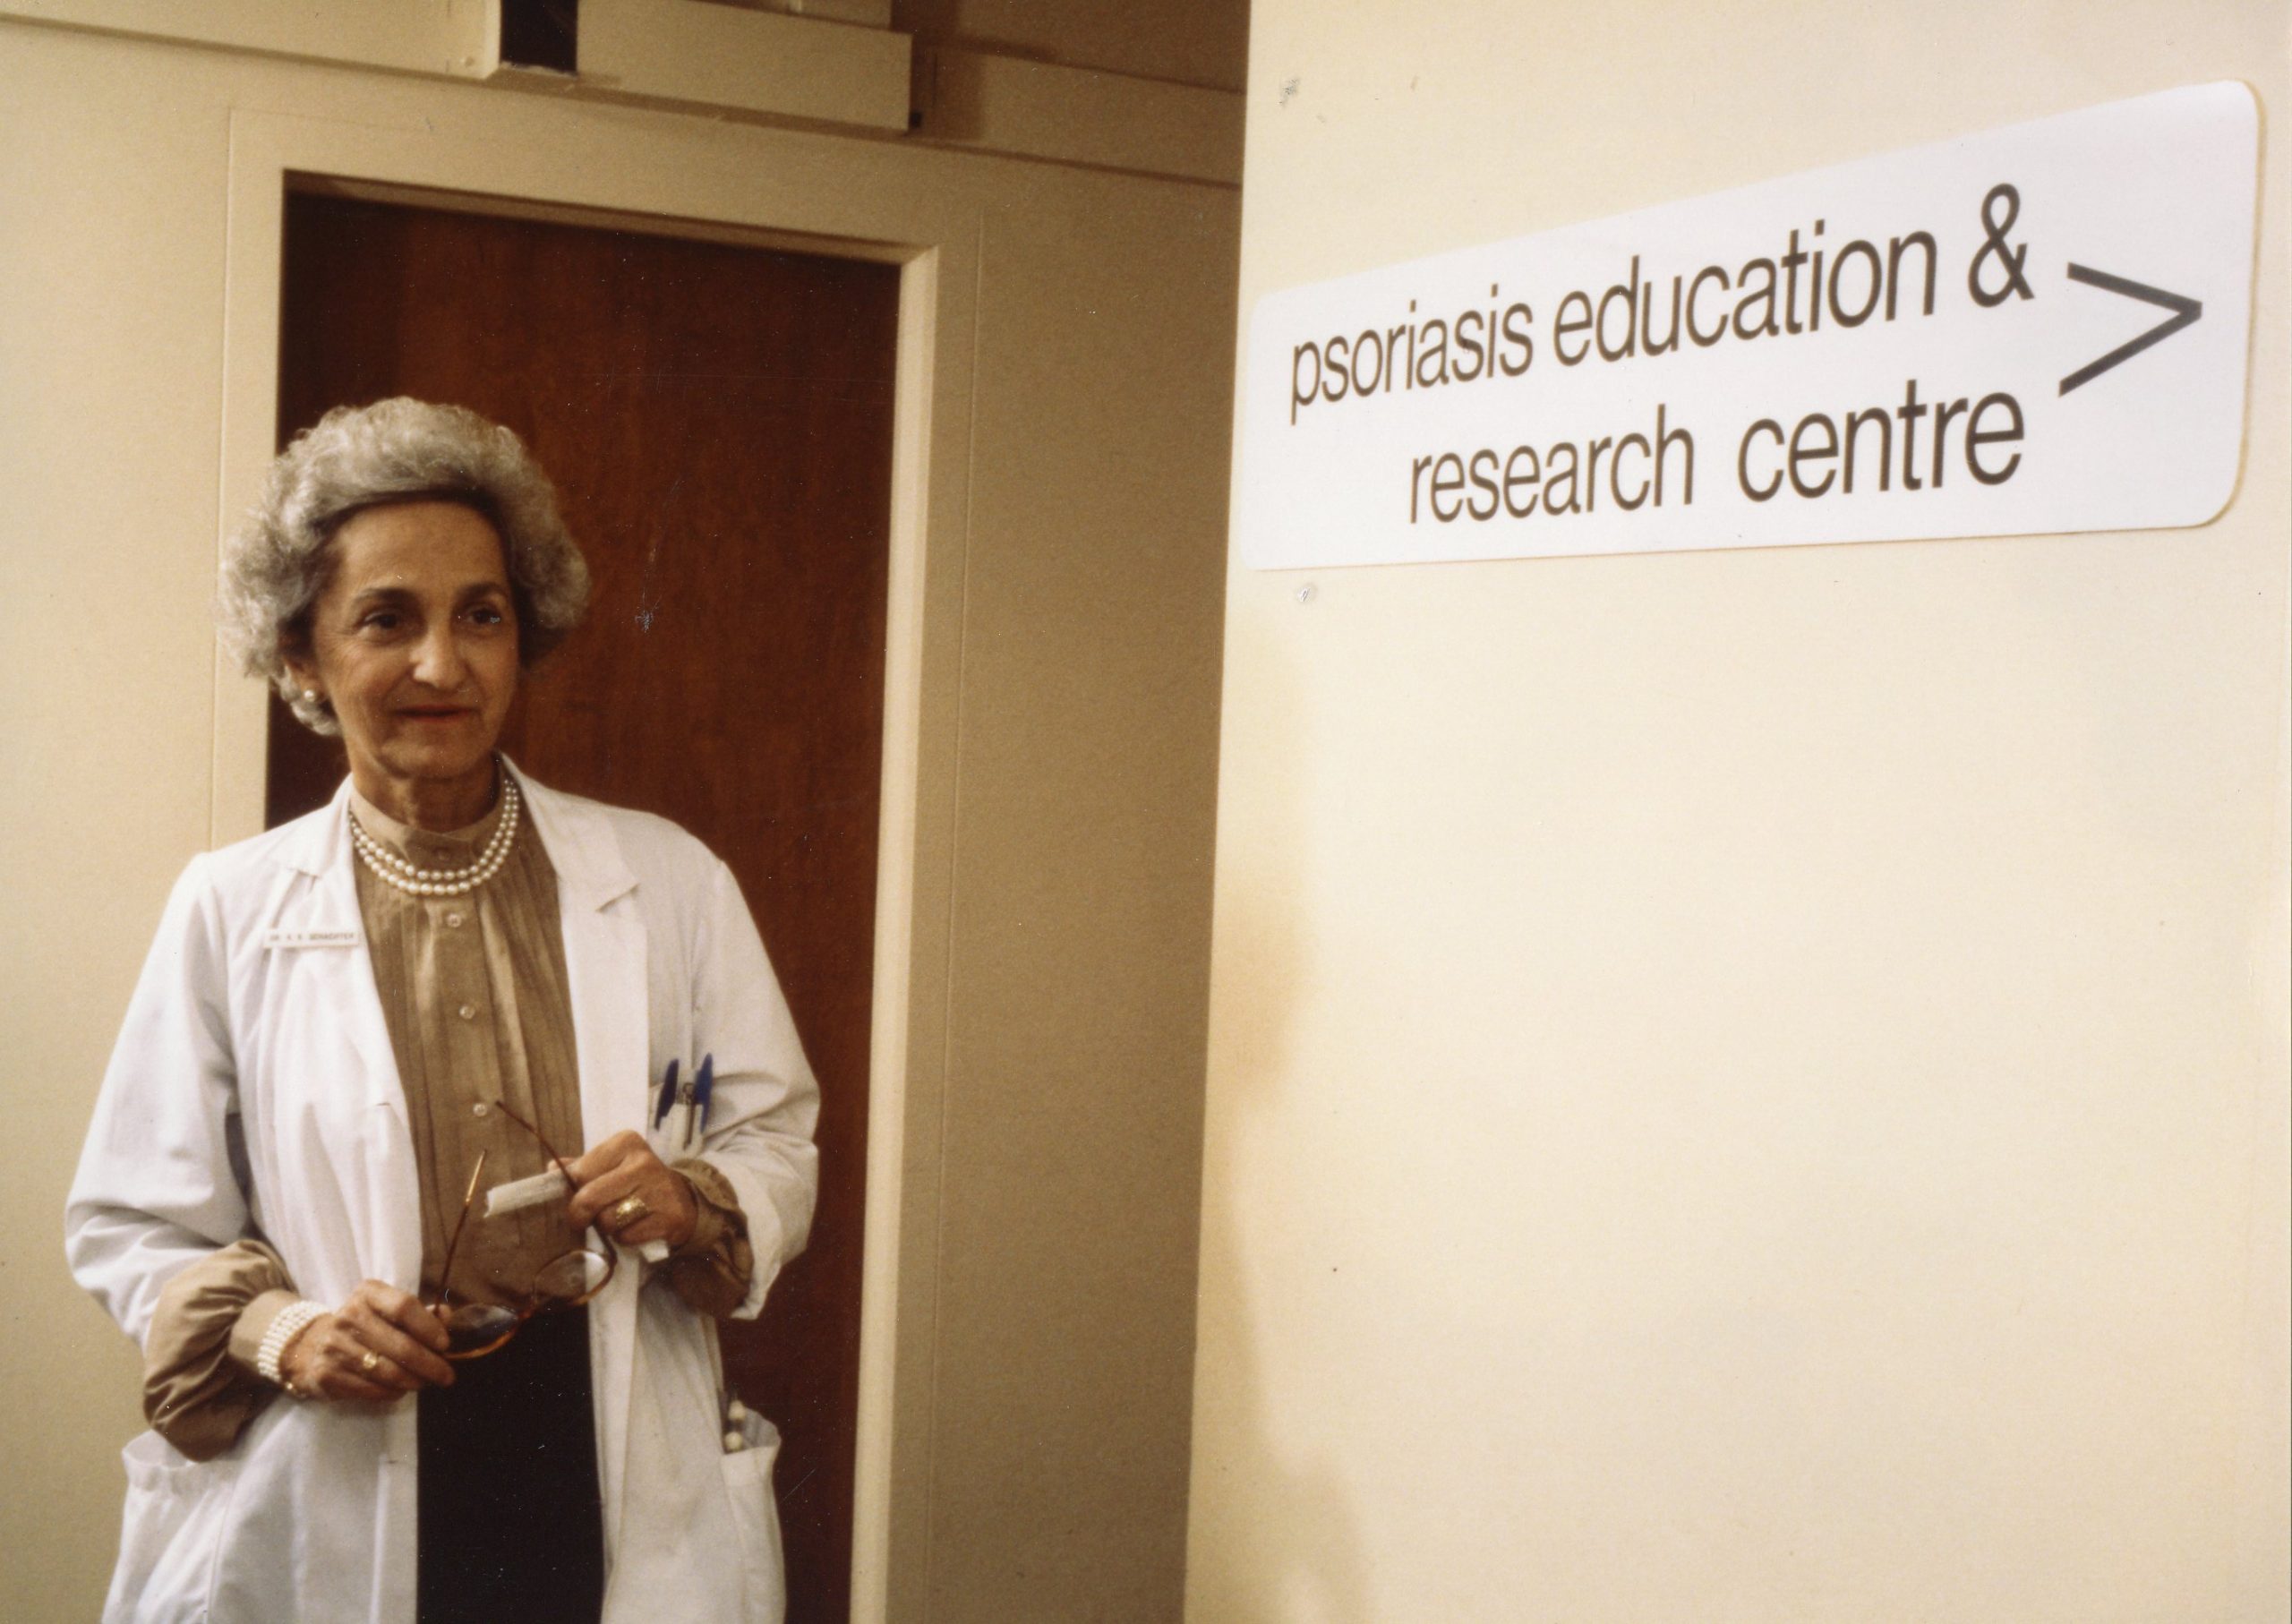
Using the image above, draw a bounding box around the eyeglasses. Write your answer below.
[431,1099,614,1361]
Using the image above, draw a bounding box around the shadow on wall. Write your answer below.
[1190,643,1373,1624]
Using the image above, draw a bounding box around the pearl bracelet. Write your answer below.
[257,1300,327,1394]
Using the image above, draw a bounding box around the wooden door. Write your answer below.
[268,189,897,1622]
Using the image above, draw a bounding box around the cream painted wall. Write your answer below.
[1192,4,2288,1623]
[0,17,1235,1622]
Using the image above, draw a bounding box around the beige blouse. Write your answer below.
[142,776,751,1460]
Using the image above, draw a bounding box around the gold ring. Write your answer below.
[605,1194,651,1231]
[359,1351,381,1374]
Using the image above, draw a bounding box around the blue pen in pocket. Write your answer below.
[689,1054,714,1153]
[652,1056,680,1146]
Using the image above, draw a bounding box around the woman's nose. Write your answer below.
[411,625,467,687]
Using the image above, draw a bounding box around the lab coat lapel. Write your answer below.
[272,780,423,1296]
[517,770,647,1560]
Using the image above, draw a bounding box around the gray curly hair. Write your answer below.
[218,397,590,735]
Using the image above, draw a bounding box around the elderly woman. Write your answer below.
[65,398,818,1623]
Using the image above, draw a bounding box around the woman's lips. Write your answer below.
[399,706,475,723]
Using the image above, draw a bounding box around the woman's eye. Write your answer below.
[359,611,402,633]
[468,604,507,626]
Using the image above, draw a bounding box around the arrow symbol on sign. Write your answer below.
[2057,264,2202,395]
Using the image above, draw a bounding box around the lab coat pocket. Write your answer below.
[107,1431,244,1624]
[717,1415,785,1624]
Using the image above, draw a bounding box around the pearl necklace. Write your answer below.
[348,770,522,897]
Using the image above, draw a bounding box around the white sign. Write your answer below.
[1237,82,2259,569]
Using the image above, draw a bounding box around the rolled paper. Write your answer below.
[490,1169,669,1261]
[483,1166,572,1218]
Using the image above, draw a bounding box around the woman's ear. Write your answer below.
[280,637,321,705]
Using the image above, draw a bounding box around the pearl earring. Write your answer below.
[303,689,321,704]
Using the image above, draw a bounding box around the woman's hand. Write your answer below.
[279,1280,455,1400]
[564,1131,698,1251]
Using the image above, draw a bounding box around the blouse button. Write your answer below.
[445,911,466,928]
[458,1003,478,1021]
[472,1102,492,1119]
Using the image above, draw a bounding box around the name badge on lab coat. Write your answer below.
[262,927,361,950]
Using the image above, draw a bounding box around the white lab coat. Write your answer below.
[66,770,819,1624]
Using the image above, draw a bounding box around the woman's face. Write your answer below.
[287,500,520,820]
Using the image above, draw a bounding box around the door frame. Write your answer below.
[213,97,976,1623]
